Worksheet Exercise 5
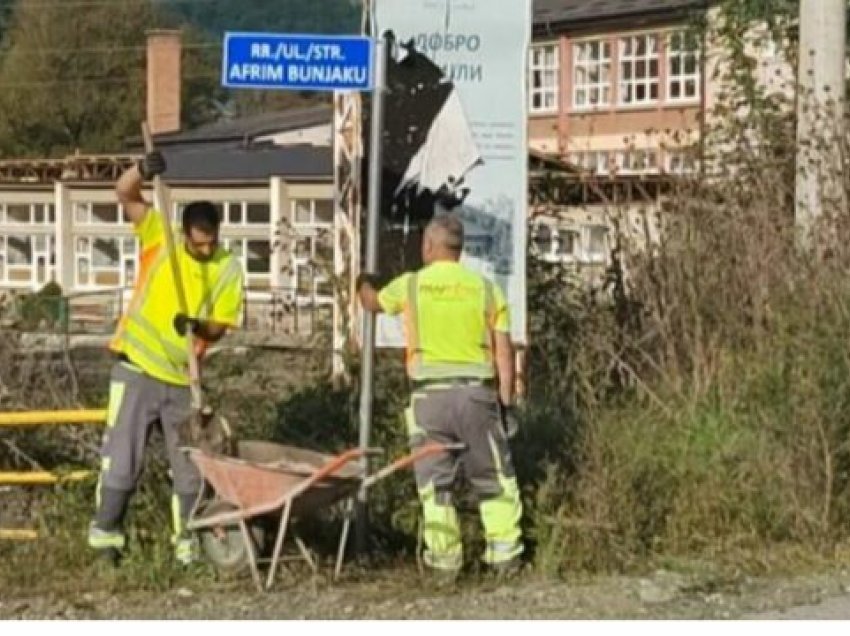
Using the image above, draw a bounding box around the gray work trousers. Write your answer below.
[98,361,201,499]
[406,383,524,568]
[408,383,516,498]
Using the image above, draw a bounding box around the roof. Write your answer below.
[159,143,332,183]
[144,104,333,148]
[533,0,707,33]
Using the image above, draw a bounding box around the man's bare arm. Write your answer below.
[493,330,515,407]
[358,278,384,314]
[115,164,149,225]
[116,152,167,225]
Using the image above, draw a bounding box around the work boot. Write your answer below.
[174,533,199,566]
[489,556,523,582]
[87,524,125,569]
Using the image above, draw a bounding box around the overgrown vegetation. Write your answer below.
[526,0,850,577]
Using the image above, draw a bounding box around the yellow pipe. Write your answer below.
[0,528,38,541]
[0,409,106,427]
[0,470,94,485]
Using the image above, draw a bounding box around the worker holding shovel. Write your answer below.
[87,146,244,566]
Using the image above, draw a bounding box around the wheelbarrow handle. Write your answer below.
[360,442,466,489]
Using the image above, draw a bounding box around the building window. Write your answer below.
[174,201,270,226]
[73,202,128,225]
[573,40,611,109]
[224,201,271,226]
[292,199,334,227]
[0,233,54,286]
[667,31,700,102]
[291,230,333,298]
[664,149,699,174]
[0,203,55,225]
[225,238,272,287]
[619,34,659,105]
[531,222,580,263]
[616,149,659,174]
[246,203,271,225]
[75,235,137,288]
[586,225,609,263]
[529,43,559,114]
[569,151,612,175]
[246,240,271,274]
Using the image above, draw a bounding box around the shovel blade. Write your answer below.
[178,406,235,455]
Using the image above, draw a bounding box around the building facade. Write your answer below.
[529,0,706,173]
[525,0,792,272]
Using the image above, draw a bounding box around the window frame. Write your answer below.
[618,33,661,106]
[529,42,560,115]
[666,30,701,104]
[74,234,138,289]
[0,202,56,226]
[572,38,612,110]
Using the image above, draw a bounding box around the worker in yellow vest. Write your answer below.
[87,151,244,566]
[358,214,523,582]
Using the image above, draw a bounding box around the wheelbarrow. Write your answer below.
[184,439,460,591]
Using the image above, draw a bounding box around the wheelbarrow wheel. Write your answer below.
[197,500,265,576]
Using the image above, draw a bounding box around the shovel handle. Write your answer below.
[141,122,203,410]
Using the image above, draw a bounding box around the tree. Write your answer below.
[0,0,150,156]
[0,0,223,157]
[172,0,360,38]
[172,0,361,118]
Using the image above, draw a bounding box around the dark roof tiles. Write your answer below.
[159,144,332,182]
[150,104,333,146]
[533,0,705,28]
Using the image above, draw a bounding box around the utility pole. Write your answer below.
[795,0,847,244]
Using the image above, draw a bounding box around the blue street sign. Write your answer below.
[222,32,374,92]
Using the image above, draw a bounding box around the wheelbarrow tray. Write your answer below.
[189,440,361,519]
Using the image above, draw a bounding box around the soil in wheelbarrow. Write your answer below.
[195,440,362,515]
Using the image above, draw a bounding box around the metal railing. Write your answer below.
[0,409,106,541]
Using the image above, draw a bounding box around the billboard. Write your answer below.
[371,0,530,346]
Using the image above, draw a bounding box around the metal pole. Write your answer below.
[795,0,846,245]
[355,32,388,554]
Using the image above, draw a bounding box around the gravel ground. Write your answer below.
[2,563,850,619]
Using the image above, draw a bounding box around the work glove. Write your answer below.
[137,151,167,180]
[173,313,201,337]
[498,402,520,440]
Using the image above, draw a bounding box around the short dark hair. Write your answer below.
[182,201,221,235]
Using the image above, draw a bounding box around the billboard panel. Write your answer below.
[372,0,530,346]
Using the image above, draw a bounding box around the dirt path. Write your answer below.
[2,565,850,619]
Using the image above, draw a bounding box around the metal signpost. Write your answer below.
[221,31,384,551]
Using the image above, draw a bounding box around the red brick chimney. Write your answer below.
[146,30,182,135]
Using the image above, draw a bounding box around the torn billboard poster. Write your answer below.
[369,0,530,346]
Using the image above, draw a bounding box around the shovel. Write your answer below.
[141,122,233,455]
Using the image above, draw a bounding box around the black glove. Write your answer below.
[498,402,520,440]
[173,313,201,337]
[356,272,381,292]
[137,151,167,180]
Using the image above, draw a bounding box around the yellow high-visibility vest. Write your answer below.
[378,261,510,380]
[110,210,244,386]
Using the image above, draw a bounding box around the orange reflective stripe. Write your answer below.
[110,242,165,351]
